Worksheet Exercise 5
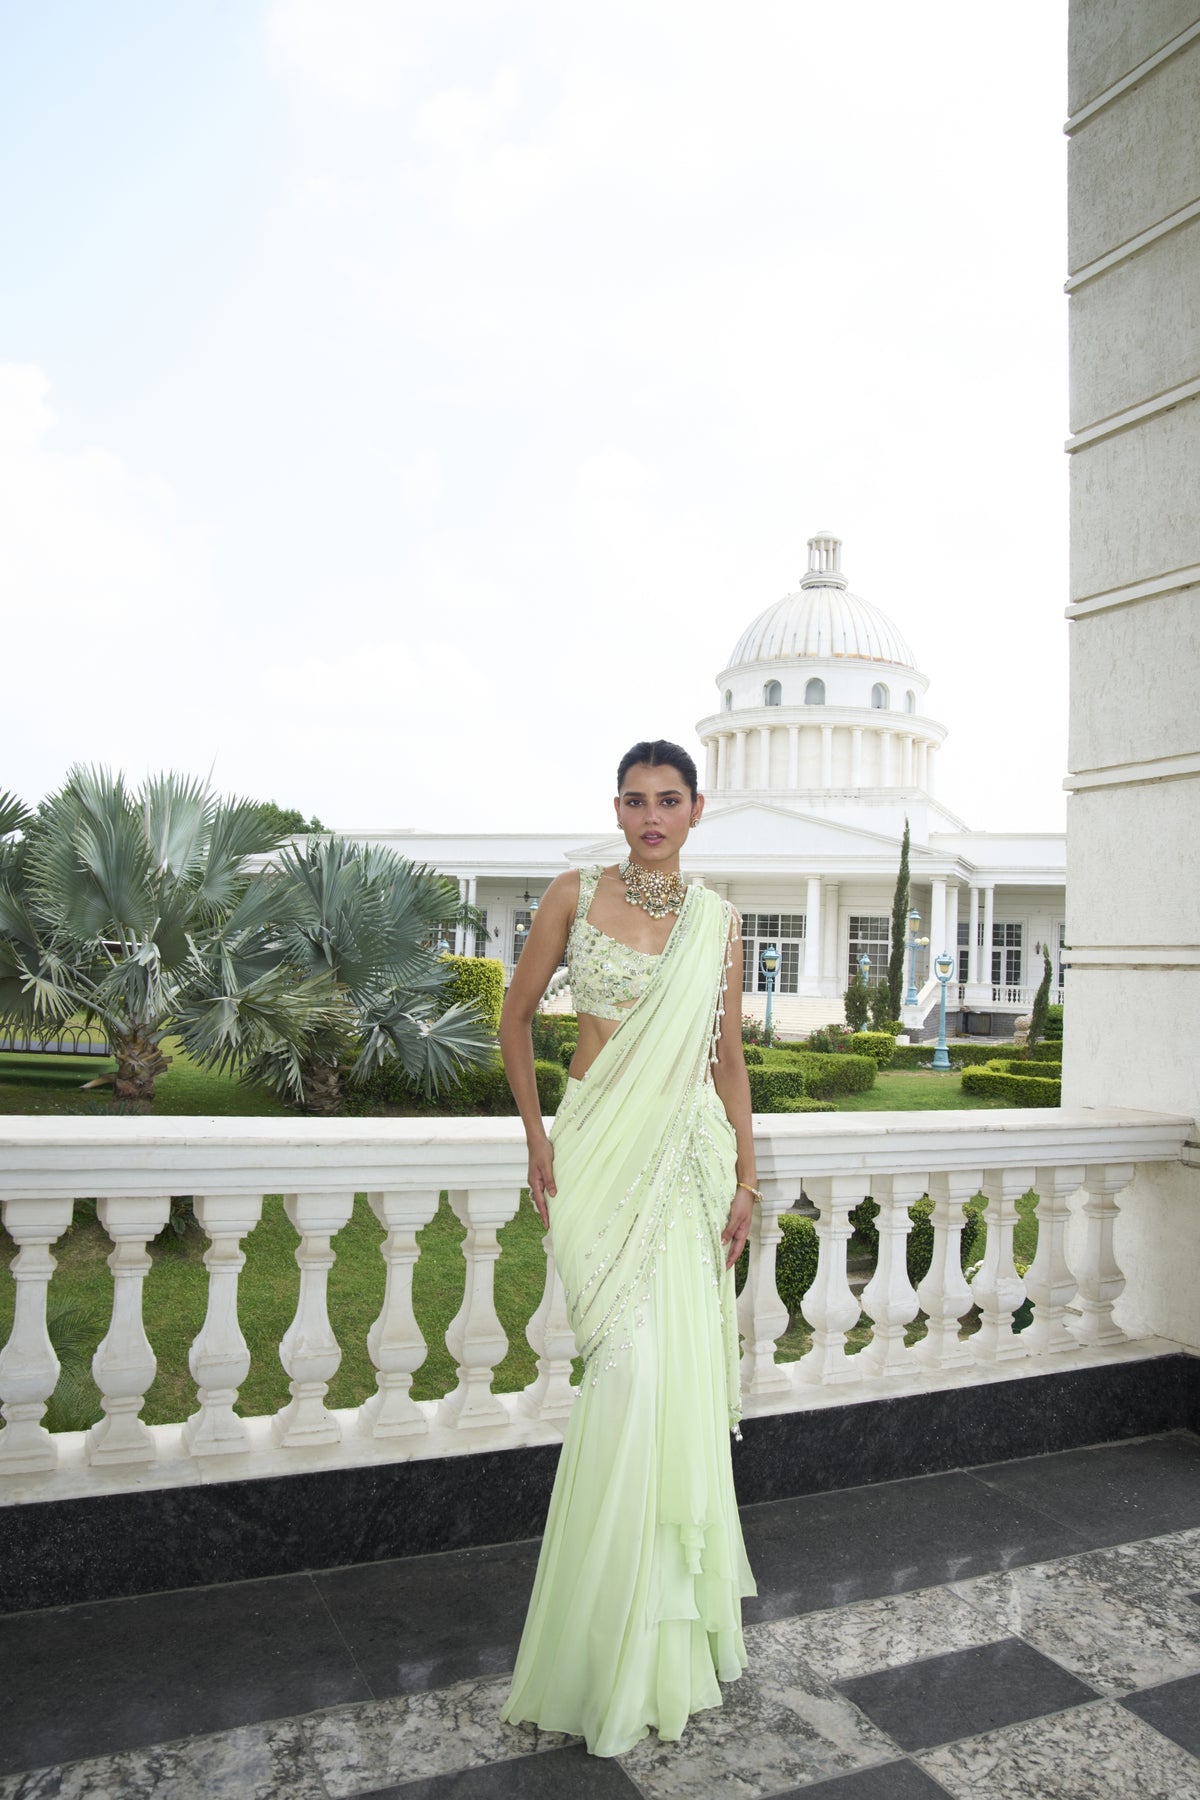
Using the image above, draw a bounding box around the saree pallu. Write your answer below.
[500,885,756,1757]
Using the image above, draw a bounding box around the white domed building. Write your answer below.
[356,534,1066,1039]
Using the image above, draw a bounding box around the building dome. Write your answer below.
[728,532,917,672]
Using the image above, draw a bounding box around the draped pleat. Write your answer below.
[500,885,756,1757]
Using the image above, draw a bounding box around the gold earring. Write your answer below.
[690,815,700,827]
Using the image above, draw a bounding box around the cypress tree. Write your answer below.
[1028,942,1053,1048]
[887,817,911,1018]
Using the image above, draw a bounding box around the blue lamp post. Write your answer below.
[760,943,780,1045]
[932,952,955,1070]
[857,952,871,1031]
[905,908,929,1007]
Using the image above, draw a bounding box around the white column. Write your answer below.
[453,878,467,955]
[917,741,929,789]
[821,881,840,982]
[705,738,718,790]
[926,743,937,793]
[1071,1163,1135,1348]
[972,1169,1034,1365]
[438,1186,522,1429]
[981,885,995,996]
[1025,1165,1085,1356]
[519,1233,578,1423]
[882,730,895,785]
[914,1170,983,1372]
[946,885,960,987]
[272,1190,355,1448]
[820,724,833,787]
[850,727,863,785]
[901,735,914,786]
[803,877,822,980]
[787,725,800,788]
[735,1179,793,1406]
[0,1198,74,1472]
[858,1174,925,1378]
[716,734,728,790]
[931,877,947,960]
[358,1188,442,1438]
[733,730,747,790]
[967,886,981,986]
[797,1176,864,1384]
[87,1196,172,1466]
[183,1194,264,1456]
[758,725,771,790]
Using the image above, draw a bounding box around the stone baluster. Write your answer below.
[1025,1165,1085,1356]
[797,1176,865,1385]
[272,1191,354,1448]
[914,1170,983,1372]
[1071,1163,1135,1348]
[735,1179,793,1405]
[0,1198,74,1473]
[972,1168,1035,1365]
[438,1187,521,1430]
[358,1188,441,1438]
[519,1231,578,1424]
[858,1174,925,1378]
[182,1195,264,1457]
[87,1196,171,1465]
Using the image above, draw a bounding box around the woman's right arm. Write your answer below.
[498,871,578,1227]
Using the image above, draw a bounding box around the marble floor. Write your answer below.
[1,1433,1199,1799]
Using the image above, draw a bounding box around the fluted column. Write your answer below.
[803,877,821,980]
[735,1180,792,1405]
[797,1176,864,1385]
[438,1186,522,1429]
[858,1174,925,1378]
[913,1170,983,1372]
[972,1168,1034,1365]
[359,1188,442,1437]
[0,1198,74,1472]
[88,1196,172,1466]
[1025,1165,1085,1356]
[183,1194,264,1456]
[519,1231,578,1423]
[1071,1163,1134,1348]
[272,1190,355,1447]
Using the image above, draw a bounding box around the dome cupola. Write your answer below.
[728,533,917,672]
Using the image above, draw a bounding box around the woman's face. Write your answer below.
[614,762,702,865]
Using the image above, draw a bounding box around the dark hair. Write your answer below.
[616,739,699,802]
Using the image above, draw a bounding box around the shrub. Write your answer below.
[851,1032,897,1067]
[351,1051,565,1115]
[531,1013,577,1059]
[986,1057,1062,1080]
[888,1042,1015,1070]
[807,1023,856,1055]
[743,1045,764,1065]
[791,1051,876,1097]
[843,968,870,1031]
[774,1096,837,1113]
[869,979,898,1032]
[1026,1038,1061,1061]
[961,1067,1061,1106]
[735,1213,819,1317]
[747,1067,807,1111]
[439,955,504,1034]
[557,1037,578,1069]
[741,1016,771,1046]
[1045,1003,1064,1041]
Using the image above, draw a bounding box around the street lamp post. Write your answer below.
[760,943,780,1045]
[905,908,929,1007]
[932,952,955,1070]
[857,952,871,1031]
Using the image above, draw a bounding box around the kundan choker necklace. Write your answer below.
[619,857,687,920]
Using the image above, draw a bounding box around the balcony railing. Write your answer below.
[0,1108,1189,1498]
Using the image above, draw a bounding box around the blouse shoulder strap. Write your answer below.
[574,865,601,922]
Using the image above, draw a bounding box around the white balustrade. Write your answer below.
[797,1176,865,1385]
[0,1198,74,1472]
[88,1196,172,1465]
[438,1186,521,1429]
[858,1175,924,1378]
[1025,1165,1085,1356]
[971,1168,1035,1364]
[1071,1163,1135,1348]
[914,1170,983,1371]
[273,1191,355,1448]
[519,1232,577,1424]
[359,1188,441,1438]
[183,1194,263,1455]
[0,1108,1190,1499]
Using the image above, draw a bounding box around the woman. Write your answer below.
[498,738,758,1757]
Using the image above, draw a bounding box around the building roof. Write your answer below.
[726,532,917,672]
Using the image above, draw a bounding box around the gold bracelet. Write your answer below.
[736,1181,762,1203]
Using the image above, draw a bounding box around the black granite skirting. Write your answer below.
[2,1353,1196,1614]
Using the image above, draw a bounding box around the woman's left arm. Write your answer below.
[712,912,758,1269]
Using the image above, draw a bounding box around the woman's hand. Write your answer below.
[527,1134,557,1229]
[721,1188,755,1270]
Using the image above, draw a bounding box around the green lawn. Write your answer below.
[826,1069,1013,1111]
[0,1043,291,1117]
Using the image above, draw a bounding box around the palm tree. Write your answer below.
[0,766,340,1109]
[253,836,493,1115]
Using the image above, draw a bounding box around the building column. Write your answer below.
[758,725,771,790]
[716,733,728,791]
[803,877,821,981]
[786,724,800,788]
[820,881,840,984]
[946,884,960,984]
[931,877,947,959]
[926,743,937,794]
[734,730,747,790]
[917,741,928,789]
[901,735,914,786]
[967,886,981,985]
[981,885,995,996]
[820,725,833,787]
[881,731,894,786]
[850,727,863,786]
[704,738,717,790]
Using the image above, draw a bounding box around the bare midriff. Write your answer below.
[568,1008,634,1081]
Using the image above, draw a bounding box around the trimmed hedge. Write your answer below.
[440,954,504,1034]
[1045,1003,1064,1041]
[1025,1040,1062,1062]
[354,1051,565,1115]
[790,1051,876,1097]
[850,1195,984,1285]
[806,1027,896,1066]
[888,1041,1015,1070]
[531,1013,578,1059]
[988,1056,1062,1080]
[961,1066,1061,1106]
[774,1096,837,1114]
[852,1032,897,1066]
[747,1067,807,1111]
[743,1045,764,1065]
[558,1038,578,1069]
[735,1213,818,1316]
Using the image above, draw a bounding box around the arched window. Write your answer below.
[723,689,733,711]
[763,680,782,707]
[871,682,889,710]
[905,690,916,714]
[805,677,825,706]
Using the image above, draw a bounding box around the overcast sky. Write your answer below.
[2,0,1069,839]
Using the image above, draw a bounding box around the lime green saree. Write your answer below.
[500,884,756,1757]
